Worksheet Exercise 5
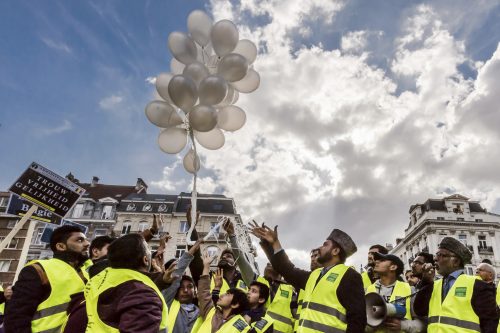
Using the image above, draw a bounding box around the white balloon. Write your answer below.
[145,101,183,128]
[187,10,213,47]
[232,91,239,104]
[183,62,209,87]
[211,20,239,57]
[217,105,246,132]
[232,68,260,93]
[168,32,198,65]
[233,39,257,64]
[217,53,248,82]
[196,42,214,63]
[170,58,185,74]
[183,149,201,174]
[189,105,218,132]
[206,54,219,74]
[217,85,235,107]
[168,75,198,112]
[155,73,174,102]
[194,128,225,150]
[198,75,228,105]
[158,127,187,154]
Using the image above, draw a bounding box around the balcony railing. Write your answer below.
[478,246,494,254]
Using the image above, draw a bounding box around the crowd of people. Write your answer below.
[0,212,499,333]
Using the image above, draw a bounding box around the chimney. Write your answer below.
[136,178,148,193]
[91,176,99,187]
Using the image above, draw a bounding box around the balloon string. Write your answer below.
[186,129,198,245]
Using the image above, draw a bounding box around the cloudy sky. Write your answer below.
[1,0,500,269]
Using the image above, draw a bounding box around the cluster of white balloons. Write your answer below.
[145,10,260,174]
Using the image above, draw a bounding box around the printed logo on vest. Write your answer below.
[233,318,248,332]
[454,287,467,297]
[254,318,268,330]
[326,273,339,283]
[280,290,290,298]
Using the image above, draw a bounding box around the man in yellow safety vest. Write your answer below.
[4,225,90,333]
[414,237,499,332]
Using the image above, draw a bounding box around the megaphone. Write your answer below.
[365,292,406,328]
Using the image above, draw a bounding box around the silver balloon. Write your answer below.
[183,149,201,174]
[170,58,185,74]
[155,73,173,102]
[217,105,246,132]
[158,127,187,154]
[145,101,183,128]
[211,20,239,57]
[233,39,257,64]
[232,68,260,93]
[196,42,213,63]
[183,62,209,87]
[168,75,198,112]
[198,75,228,105]
[187,10,213,47]
[194,128,225,150]
[217,53,248,82]
[168,32,198,65]
[217,85,235,107]
[232,90,239,104]
[189,105,217,132]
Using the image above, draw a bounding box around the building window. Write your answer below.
[142,204,152,212]
[121,222,132,235]
[72,204,84,218]
[0,196,9,207]
[175,245,186,258]
[138,222,149,232]
[126,203,137,211]
[7,220,18,228]
[0,237,19,249]
[83,203,94,217]
[93,229,108,238]
[478,235,487,248]
[464,265,474,276]
[213,204,224,212]
[457,218,464,221]
[102,205,113,219]
[32,228,45,245]
[206,246,219,257]
[179,221,189,233]
[0,260,11,272]
[475,219,483,222]
[437,217,444,221]
[458,234,467,245]
[158,204,168,212]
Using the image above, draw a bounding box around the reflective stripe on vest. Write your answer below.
[30,259,85,333]
[85,268,168,333]
[366,280,412,332]
[167,298,181,330]
[211,276,248,294]
[196,308,250,333]
[428,274,480,333]
[297,264,350,333]
[294,289,305,332]
[361,271,372,291]
[267,283,295,333]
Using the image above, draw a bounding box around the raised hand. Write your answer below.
[159,232,172,250]
[214,267,224,289]
[162,260,179,284]
[222,218,235,236]
[202,251,216,267]
[251,224,279,245]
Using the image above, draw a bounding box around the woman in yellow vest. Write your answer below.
[85,233,168,332]
[195,252,251,333]
[414,237,499,332]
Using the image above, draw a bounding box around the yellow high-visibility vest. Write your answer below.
[167,298,182,330]
[85,267,168,332]
[29,258,85,333]
[294,289,305,332]
[256,275,295,333]
[362,271,372,290]
[210,275,248,294]
[366,280,412,332]
[80,259,93,281]
[297,264,350,333]
[0,285,4,315]
[251,313,274,333]
[428,274,480,333]
[196,308,250,333]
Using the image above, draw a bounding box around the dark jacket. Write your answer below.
[270,249,367,333]
[4,254,85,333]
[414,274,499,333]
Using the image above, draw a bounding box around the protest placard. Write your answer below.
[6,193,62,225]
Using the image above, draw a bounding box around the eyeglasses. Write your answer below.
[435,253,457,259]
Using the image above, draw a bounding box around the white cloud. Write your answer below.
[39,119,72,136]
[40,37,72,54]
[99,94,124,111]
[152,2,500,270]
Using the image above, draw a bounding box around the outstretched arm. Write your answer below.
[224,219,256,286]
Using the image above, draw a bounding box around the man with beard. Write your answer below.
[4,225,90,333]
[414,237,499,332]
[362,245,388,290]
[410,252,434,292]
[251,225,366,332]
[211,249,248,296]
